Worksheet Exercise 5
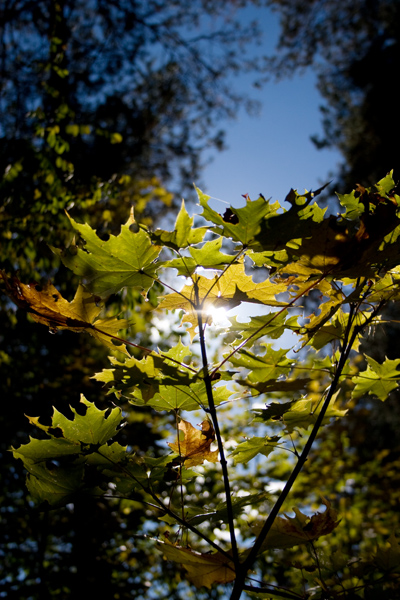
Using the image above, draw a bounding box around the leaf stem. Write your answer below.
[95,448,232,561]
[195,283,240,565]
[228,297,385,599]
[201,247,246,305]
[212,274,326,378]
[93,327,198,373]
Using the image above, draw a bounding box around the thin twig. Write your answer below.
[94,447,233,561]
[195,281,240,565]
[211,274,327,379]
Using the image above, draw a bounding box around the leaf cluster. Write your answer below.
[5,172,400,598]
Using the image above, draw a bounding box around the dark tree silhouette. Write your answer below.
[0,0,267,187]
[266,0,400,190]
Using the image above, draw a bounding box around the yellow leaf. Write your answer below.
[168,418,219,467]
[158,261,290,339]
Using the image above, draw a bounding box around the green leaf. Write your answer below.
[161,339,193,365]
[12,397,127,506]
[352,355,400,401]
[24,461,84,507]
[374,533,400,571]
[150,200,207,250]
[253,391,346,431]
[12,436,80,462]
[197,187,276,246]
[254,185,327,252]
[224,311,297,345]
[165,238,236,276]
[227,345,292,384]
[250,248,290,269]
[337,190,366,219]
[131,381,232,412]
[375,170,396,196]
[53,215,161,296]
[281,395,347,432]
[230,436,280,464]
[244,377,312,395]
[93,350,196,403]
[26,396,123,445]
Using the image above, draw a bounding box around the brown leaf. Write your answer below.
[1,271,129,353]
[253,498,340,549]
[158,540,235,588]
[1,272,93,330]
[168,419,219,467]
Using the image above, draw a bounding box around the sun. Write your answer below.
[206,305,230,327]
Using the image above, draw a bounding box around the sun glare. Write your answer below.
[207,305,230,327]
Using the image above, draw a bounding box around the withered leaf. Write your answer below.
[168,418,219,467]
[252,498,340,549]
[1,272,129,354]
[157,540,235,588]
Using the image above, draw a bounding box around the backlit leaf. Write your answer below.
[230,436,280,464]
[165,238,236,276]
[282,394,347,432]
[150,200,207,250]
[157,540,236,588]
[198,187,275,246]
[12,397,127,506]
[26,396,123,445]
[0,273,129,354]
[352,355,400,401]
[254,185,327,252]
[168,419,219,467]
[54,214,161,296]
[253,499,340,549]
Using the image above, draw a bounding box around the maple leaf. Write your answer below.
[288,177,400,278]
[157,540,235,588]
[225,311,296,345]
[374,533,400,572]
[229,435,280,464]
[197,186,275,247]
[228,345,292,381]
[168,419,219,467]
[165,237,236,276]
[282,395,347,432]
[251,394,347,432]
[352,355,400,401]
[253,499,340,550]
[254,185,327,252]
[12,397,127,506]
[150,199,208,250]
[1,272,129,354]
[53,214,161,296]
[158,261,291,340]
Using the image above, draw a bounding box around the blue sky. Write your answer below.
[200,7,341,211]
